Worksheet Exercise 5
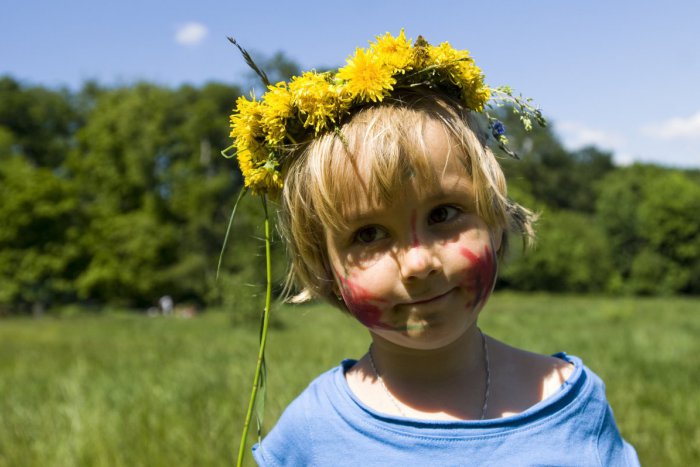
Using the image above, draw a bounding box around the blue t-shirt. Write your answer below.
[253,354,639,466]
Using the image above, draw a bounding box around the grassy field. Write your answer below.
[1,293,698,466]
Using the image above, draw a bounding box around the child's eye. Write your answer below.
[428,205,460,225]
[353,226,388,244]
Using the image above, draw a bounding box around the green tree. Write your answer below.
[0,76,78,168]
[500,210,616,293]
[64,82,250,307]
[495,110,615,213]
[0,74,294,313]
[0,156,83,313]
[634,171,700,293]
[596,165,700,294]
[595,165,659,279]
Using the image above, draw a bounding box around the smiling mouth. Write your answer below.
[407,288,455,305]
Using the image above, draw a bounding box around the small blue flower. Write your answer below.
[492,120,506,136]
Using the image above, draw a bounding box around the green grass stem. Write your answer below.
[235,197,273,467]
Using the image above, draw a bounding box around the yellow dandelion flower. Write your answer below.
[427,42,476,85]
[235,143,255,175]
[234,139,266,179]
[370,30,413,73]
[234,138,252,167]
[427,41,472,66]
[234,137,282,196]
[428,44,461,71]
[245,160,284,197]
[337,48,395,103]
[229,95,264,147]
[457,60,485,90]
[261,82,294,145]
[229,96,277,188]
[450,60,489,111]
[410,35,432,69]
[289,72,349,133]
[424,42,489,111]
[460,76,491,112]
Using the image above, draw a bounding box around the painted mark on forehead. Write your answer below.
[458,245,497,313]
[410,209,420,248]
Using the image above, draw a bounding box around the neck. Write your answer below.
[369,325,485,386]
[365,325,490,420]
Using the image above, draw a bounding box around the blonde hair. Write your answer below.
[279,89,535,306]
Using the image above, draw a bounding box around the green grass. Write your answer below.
[1,293,698,466]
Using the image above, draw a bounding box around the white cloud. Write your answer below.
[556,121,632,165]
[556,121,625,151]
[175,22,208,47]
[642,111,700,140]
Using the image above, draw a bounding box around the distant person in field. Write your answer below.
[228,31,639,466]
[158,295,173,315]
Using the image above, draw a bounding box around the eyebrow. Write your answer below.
[341,176,474,225]
[413,174,475,204]
[342,206,388,226]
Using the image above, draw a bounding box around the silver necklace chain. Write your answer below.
[367,329,490,420]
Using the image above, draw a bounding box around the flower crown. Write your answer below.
[224,30,545,198]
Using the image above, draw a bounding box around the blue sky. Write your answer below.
[2,0,699,167]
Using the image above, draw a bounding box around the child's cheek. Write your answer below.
[335,270,392,330]
[438,219,483,247]
[457,244,497,312]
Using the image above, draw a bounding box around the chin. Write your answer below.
[374,324,471,351]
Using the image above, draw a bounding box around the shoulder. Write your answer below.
[488,340,640,465]
[252,362,352,466]
[273,360,350,421]
[487,337,575,418]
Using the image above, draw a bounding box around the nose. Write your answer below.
[398,243,439,281]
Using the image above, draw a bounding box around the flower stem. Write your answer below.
[235,196,273,467]
[221,144,236,159]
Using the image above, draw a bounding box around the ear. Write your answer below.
[329,281,346,308]
[325,260,339,292]
[326,264,345,303]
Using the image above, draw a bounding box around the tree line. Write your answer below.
[1,68,698,315]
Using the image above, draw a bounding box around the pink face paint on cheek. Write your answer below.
[410,209,419,247]
[335,270,392,330]
[458,245,497,312]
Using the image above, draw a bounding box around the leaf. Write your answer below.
[216,187,248,280]
[227,37,271,88]
[255,355,267,442]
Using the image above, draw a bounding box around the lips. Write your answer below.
[405,287,455,306]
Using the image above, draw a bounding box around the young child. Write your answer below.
[229,32,639,466]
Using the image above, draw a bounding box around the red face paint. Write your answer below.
[335,270,392,329]
[410,210,419,247]
[458,245,497,312]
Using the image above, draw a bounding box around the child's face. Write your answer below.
[326,121,501,350]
